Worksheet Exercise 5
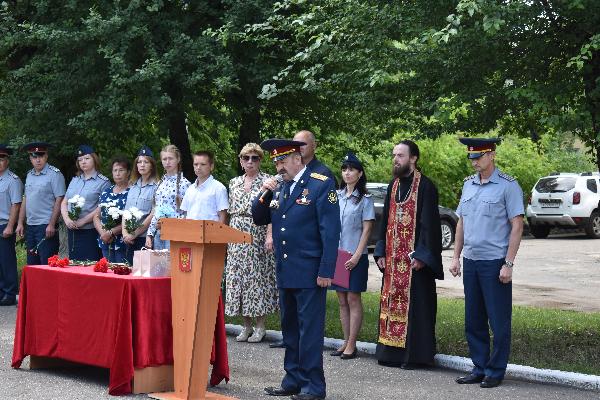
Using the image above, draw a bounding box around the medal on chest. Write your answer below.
[296,188,311,205]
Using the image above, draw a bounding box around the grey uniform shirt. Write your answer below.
[456,168,524,260]
[24,164,66,225]
[124,178,157,237]
[337,189,375,255]
[0,169,23,226]
[65,172,111,229]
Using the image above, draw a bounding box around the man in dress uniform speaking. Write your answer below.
[252,138,340,400]
[450,137,524,389]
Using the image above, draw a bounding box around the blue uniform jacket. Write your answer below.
[252,168,341,289]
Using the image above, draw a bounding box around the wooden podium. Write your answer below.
[149,219,251,400]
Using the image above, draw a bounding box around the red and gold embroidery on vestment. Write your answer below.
[378,171,421,348]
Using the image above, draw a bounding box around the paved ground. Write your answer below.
[1,302,597,400]
[367,232,600,312]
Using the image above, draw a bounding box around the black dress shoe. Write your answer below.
[291,394,324,400]
[340,349,357,360]
[329,349,344,356]
[264,386,300,396]
[456,373,485,384]
[480,377,503,388]
[269,340,285,349]
[0,295,16,306]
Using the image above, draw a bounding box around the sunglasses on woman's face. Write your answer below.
[241,155,260,162]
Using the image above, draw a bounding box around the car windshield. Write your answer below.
[535,177,577,193]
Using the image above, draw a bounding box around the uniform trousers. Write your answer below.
[68,228,101,261]
[0,224,17,299]
[280,287,327,398]
[463,257,512,379]
[25,224,59,265]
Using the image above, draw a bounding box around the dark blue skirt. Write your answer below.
[329,253,369,293]
[68,228,102,261]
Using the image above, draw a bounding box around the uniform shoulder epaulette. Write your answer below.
[28,168,34,175]
[310,172,328,181]
[48,165,61,173]
[463,174,476,182]
[498,171,516,182]
[8,171,19,179]
[98,173,109,181]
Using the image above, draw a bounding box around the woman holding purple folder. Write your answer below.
[329,152,375,360]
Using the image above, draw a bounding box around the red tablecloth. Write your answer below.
[12,265,229,395]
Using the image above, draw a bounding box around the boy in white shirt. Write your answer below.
[181,151,228,223]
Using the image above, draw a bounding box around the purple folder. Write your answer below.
[332,249,352,289]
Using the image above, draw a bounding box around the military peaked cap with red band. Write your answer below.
[260,138,306,161]
[459,137,501,159]
[22,142,51,153]
[0,144,14,156]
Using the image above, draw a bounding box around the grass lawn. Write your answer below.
[226,291,600,376]
[16,247,599,375]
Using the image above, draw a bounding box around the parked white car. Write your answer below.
[526,172,600,238]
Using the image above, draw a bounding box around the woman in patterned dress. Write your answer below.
[146,144,191,250]
[225,143,277,343]
[93,156,131,263]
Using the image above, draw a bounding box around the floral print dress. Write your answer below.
[225,171,278,317]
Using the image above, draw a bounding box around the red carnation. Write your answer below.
[58,258,70,268]
[94,258,109,273]
[48,255,60,268]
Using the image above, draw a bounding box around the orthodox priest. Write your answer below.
[374,139,444,369]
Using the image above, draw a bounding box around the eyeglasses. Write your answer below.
[241,155,261,162]
[29,152,46,158]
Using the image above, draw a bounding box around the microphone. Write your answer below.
[258,174,284,204]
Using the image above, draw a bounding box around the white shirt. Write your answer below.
[181,175,229,221]
[289,166,307,193]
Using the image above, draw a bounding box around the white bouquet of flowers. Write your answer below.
[99,200,122,231]
[67,194,85,220]
[122,207,144,234]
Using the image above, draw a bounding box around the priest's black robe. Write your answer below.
[373,172,444,367]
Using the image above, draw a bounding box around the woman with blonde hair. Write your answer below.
[146,144,191,250]
[122,146,159,264]
[61,145,111,261]
[225,143,277,343]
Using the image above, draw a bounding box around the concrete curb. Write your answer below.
[225,324,600,392]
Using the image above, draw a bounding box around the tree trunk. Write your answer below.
[583,53,600,170]
[164,85,194,182]
[236,106,261,175]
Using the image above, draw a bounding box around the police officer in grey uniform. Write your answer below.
[61,145,110,261]
[0,145,23,306]
[122,146,158,264]
[16,142,66,265]
[449,138,524,389]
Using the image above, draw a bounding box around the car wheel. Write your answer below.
[584,211,600,239]
[529,224,551,239]
[440,220,454,250]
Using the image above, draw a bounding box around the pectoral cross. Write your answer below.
[396,205,403,219]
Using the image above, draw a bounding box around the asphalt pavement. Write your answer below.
[1,304,598,400]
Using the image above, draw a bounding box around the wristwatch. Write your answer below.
[504,260,514,268]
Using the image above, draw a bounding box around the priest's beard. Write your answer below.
[393,163,412,179]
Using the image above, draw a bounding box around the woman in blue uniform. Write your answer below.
[122,146,159,264]
[92,156,131,263]
[61,145,110,261]
[329,152,374,360]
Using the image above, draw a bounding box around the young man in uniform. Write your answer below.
[450,137,524,388]
[0,145,23,306]
[16,142,66,265]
